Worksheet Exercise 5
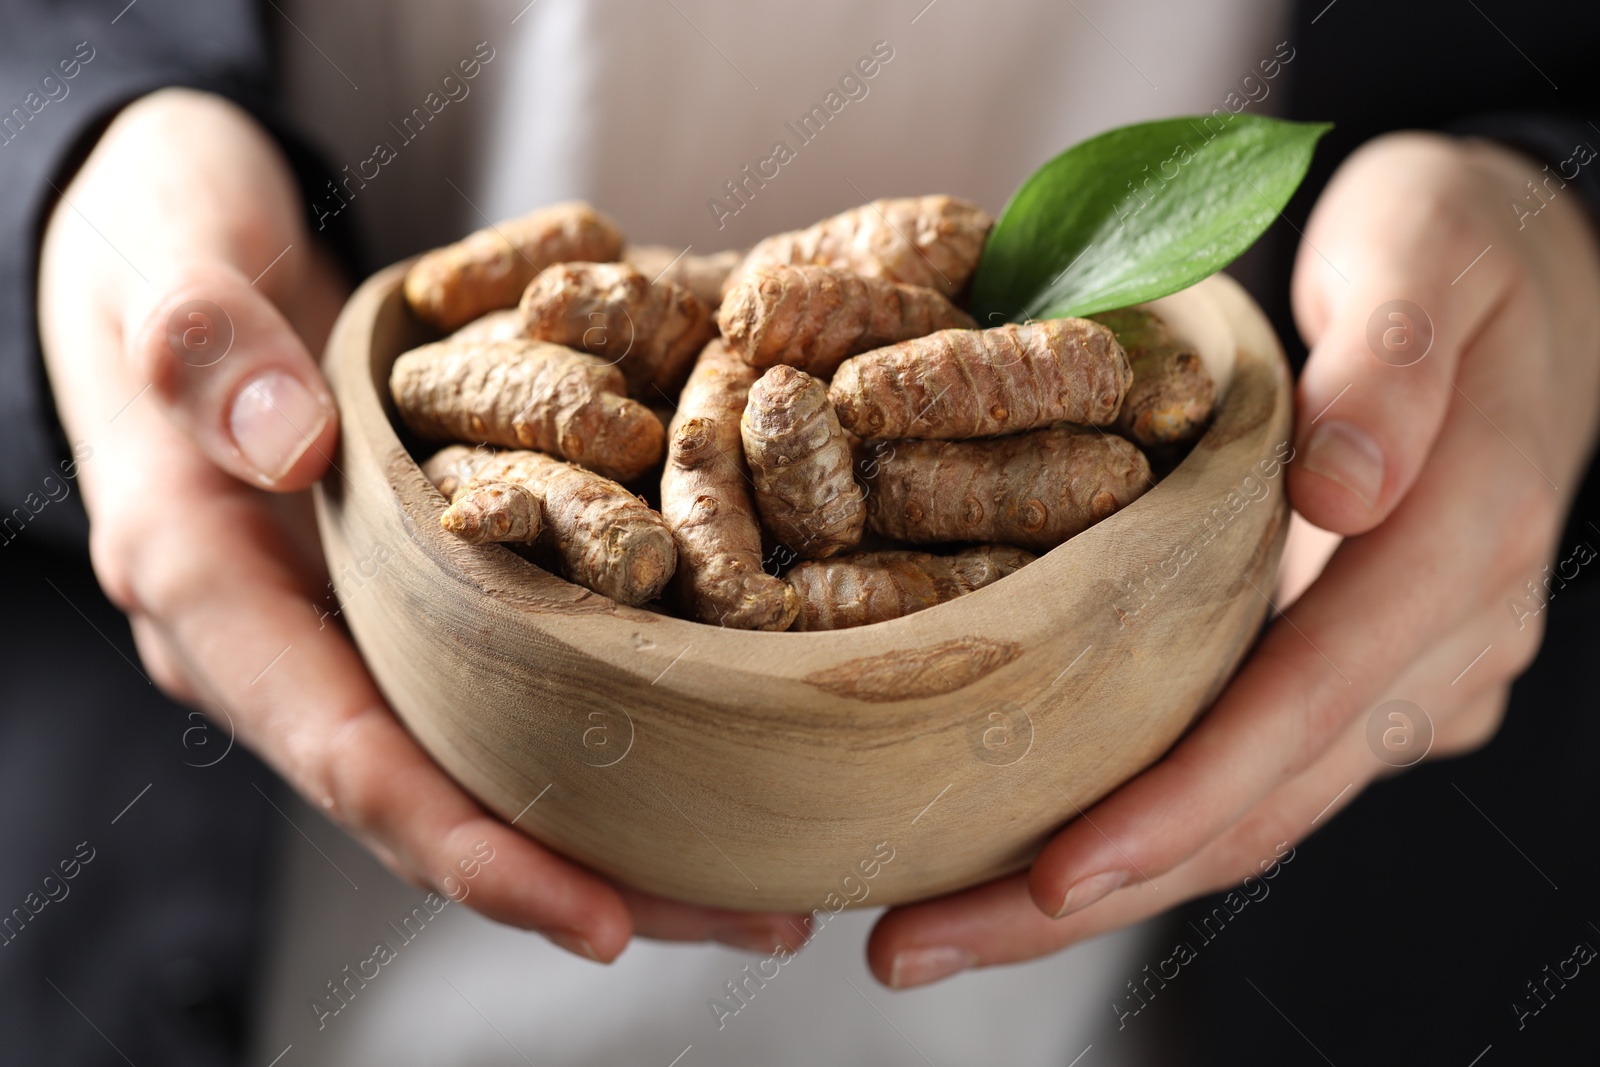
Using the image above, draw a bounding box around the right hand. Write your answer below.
[37,88,808,960]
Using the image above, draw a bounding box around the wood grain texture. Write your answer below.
[313,263,1292,912]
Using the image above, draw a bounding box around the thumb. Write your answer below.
[1286,139,1507,535]
[124,258,339,491]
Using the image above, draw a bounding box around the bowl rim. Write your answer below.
[321,260,1292,691]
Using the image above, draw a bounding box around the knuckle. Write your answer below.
[1486,484,1563,593]
[316,710,397,843]
[87,521,140,616]
[127,303,180,391]
[1361,145,1505,284]
[1194,812,1300,896]
[124,527,215,623]
[1410,179,1484,256]
[1301,699,1346,775]
[85,457,237,627]
[91,517,214,708]
[1511,474,1563,529]
[1255,650,1336,773]
[1435,687,1510,757]
[128,618,196,703]
[1502,616,1547,676]
[132,278,237,386]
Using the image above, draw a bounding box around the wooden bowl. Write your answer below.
[314,262,1292,912]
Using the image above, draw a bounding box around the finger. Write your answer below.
[126,615,199,703]
[616,887,813,954]
[1288,134,1512,534]
[312,701,632,962]
[130,486,812,958]
[106,450,638,962]
[1432,684,1510,758]
[869,685,1401,987]
[1167,683,1509,880]
[1026,353,1552,920]
[1350,567,1534,764]
[123,259,339,491]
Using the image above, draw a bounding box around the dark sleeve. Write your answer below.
[1273,0,1600,328]
[1443,111,1600,579]
[1445,112,1600,227]
[0,0,357,553]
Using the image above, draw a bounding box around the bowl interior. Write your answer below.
[367,269,1254,640]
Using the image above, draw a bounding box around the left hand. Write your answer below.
[866,131,1600,988]
[37,89,807,964]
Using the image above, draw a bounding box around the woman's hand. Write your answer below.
[38,88,806,962]
[867,132,1600,987]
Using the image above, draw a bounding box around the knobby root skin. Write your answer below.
[440,482,542,544]
[786,545,1035,631]
[866,427,1153,552]
[741,365,865,559]
[420,443,482,501]
[519,262,715,399]
[448,308,528,344]
[661,342,799,630]
[403,201,623,331]
[423,445,675,606]
[390,337,664,483]
[1090,308,1217,448]
[727,195,992,299]
[718,265,976,379]
[622,245,742,309]
[830,319,1132,441]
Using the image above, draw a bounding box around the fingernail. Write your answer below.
[229,371,329,481]
[545,928,604,963]
[1054,870,1128,919]
[1302,420,1384,512]
[889,946,975,988]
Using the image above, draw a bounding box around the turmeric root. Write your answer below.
[441,483,541,544]
[419,443,483,500]
[448,308,527,344]
[741,365,865,558]
[786,545,1035,631]
[390,338,664,482]
[519,262,715,399]
[660,340,798,630]
[622,245,742,308]
[728,195,992,299]
[404,201,623,330]
[866,427,1152,552]
[1090,308,1217,448]
[422,445,675,606]
[829,319,1131,441]
[717,265,976,379]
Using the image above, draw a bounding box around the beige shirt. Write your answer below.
[278,0,1289,262]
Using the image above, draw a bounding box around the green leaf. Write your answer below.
[969,114,1331,324]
